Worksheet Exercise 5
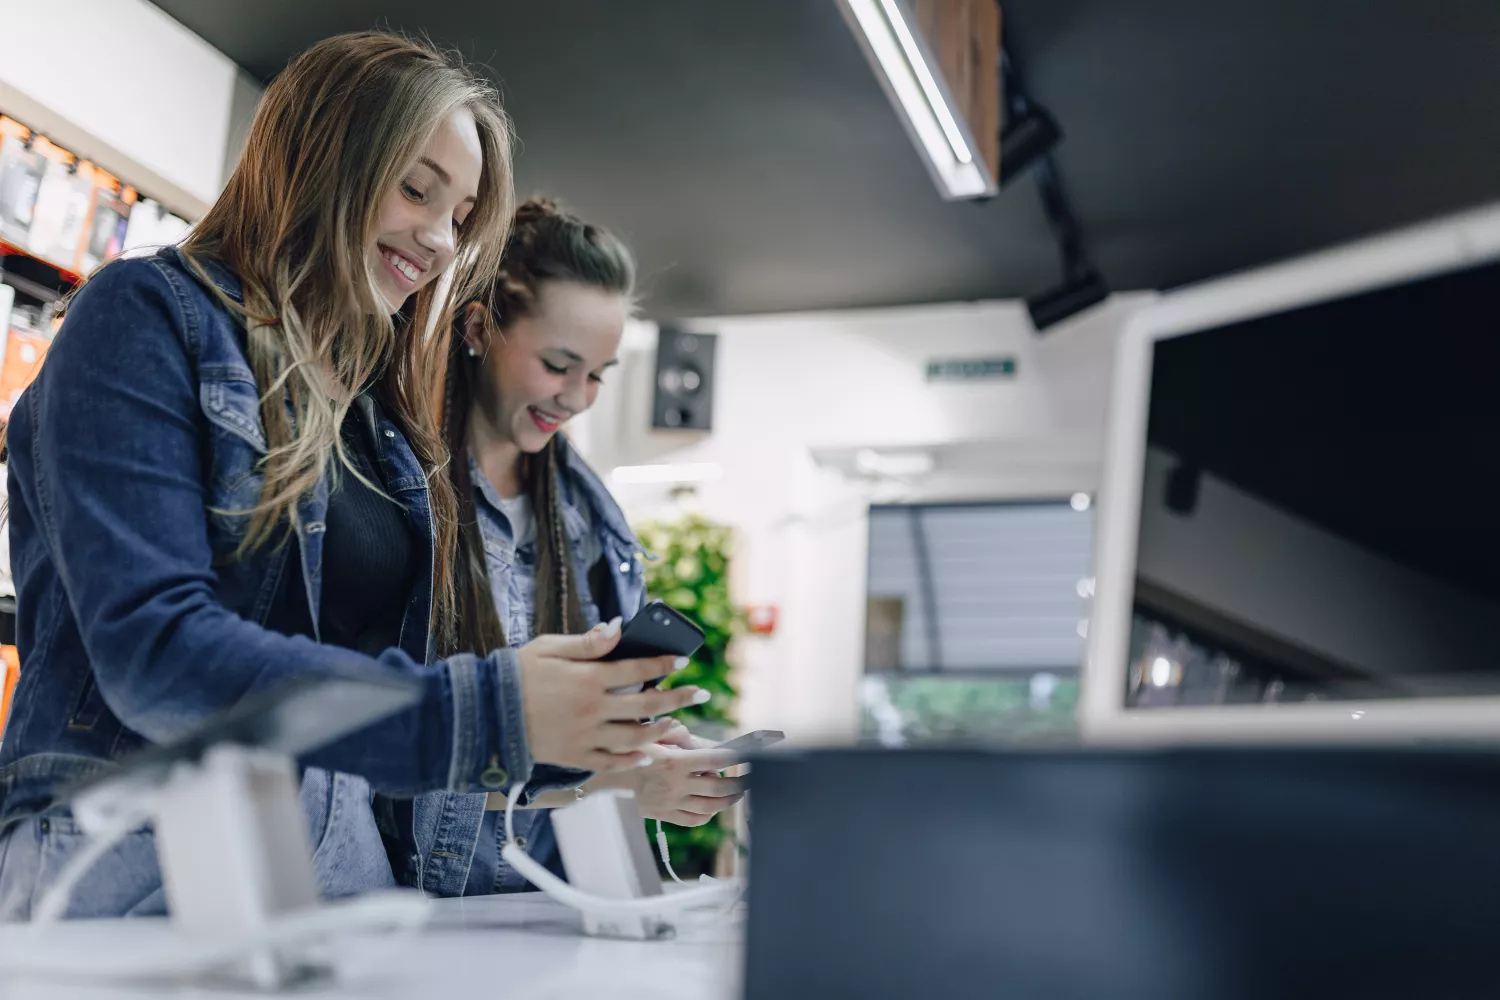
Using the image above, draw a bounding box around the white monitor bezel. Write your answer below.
[1080,202,1500,745]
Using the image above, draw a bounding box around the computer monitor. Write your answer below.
[1081,202,1500,744]
[743,747,1500,999]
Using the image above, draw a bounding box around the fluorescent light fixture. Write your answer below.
[879,0,972,165]
[855,448,936,478]
[839,0,997,201]
[610,463,724,486]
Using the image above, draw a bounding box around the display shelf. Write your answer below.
[2,110,187,301]
[0,237,82,287]
[0,270,61,304]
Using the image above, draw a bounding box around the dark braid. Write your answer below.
[549,444,572,630]
[484,197,634,327]
[529,439,586,636]
[445,326,508,654]
[447,196,634,645]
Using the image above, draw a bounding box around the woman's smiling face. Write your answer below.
[466,280,628,451]
[369,107,483,311]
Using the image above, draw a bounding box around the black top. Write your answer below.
[267,397,418,656]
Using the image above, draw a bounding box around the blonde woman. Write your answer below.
[0,32,704,920]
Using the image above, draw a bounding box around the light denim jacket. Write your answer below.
[394,438,650,897]
[0,249,552,917]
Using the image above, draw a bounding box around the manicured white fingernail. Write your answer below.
[604,617,622,637]
[691,689,712,706]
[673,657,690,672]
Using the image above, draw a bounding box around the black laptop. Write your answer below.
[744,748,1500,1000]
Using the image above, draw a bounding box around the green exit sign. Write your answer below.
[925,357,1017,381]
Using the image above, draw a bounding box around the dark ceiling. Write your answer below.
[150,0,1500,318]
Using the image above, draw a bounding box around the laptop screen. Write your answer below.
[1126,259,1500,708]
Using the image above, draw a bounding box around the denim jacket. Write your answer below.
[442,438,649,895]
[0,248,550,904]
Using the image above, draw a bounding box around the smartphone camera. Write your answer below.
[654,612,670,626]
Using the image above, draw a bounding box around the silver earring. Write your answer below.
[467,346,479,357]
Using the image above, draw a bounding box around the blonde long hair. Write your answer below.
[181,31,514,653]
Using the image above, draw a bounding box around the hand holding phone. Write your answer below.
[605,601,706,694]
[517,626,706,772]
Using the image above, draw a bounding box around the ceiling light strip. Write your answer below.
[877,0,974,165]
[841,0,993,200]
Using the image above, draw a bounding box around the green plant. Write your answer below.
[632,512,742,876]
[634,514,740,726]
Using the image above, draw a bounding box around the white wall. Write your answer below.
[0,0,248,215]
[575,295,1149,743]
[1137,447,1500,679]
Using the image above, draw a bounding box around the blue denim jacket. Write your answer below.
[453,440,650,894]
[0,248,548,910]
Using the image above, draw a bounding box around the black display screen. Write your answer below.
[1128,260,1500,707]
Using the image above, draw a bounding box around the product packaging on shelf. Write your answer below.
[0,283,13,352]
[27,155,95,266]
[0,131,45,246]
[79,184,136,273]
[0,303,51,420]
[1,115,157,280]
[122,197,190,256]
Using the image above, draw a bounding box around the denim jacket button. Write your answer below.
[480,764,509,789]
[384,429,396,438]
[618,561,632,574]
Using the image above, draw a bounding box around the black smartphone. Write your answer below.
[604,600,706,693]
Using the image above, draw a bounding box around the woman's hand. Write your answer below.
[601,743,746,826]
[517,619,709,774]
[655,719,719,752]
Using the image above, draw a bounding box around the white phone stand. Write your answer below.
[73,743,323,988]
[551,789,672,940]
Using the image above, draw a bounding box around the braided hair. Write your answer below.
[445,197,636,653]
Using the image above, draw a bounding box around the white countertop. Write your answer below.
[0,894,745,999]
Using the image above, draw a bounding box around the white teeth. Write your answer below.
[383,249,419,282]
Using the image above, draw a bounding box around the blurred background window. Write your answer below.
[861,500,1093,744]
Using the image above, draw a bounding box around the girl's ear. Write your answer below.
[462,301,492,358]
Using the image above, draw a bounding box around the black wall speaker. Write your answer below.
[652,326,716,431]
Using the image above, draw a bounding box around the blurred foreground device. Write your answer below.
[60,671,422,988]
[745,748,1500,1000]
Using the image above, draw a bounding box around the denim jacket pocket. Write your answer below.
[198,373,267,555]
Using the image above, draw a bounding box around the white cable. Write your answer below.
[502,782,740,917]
[3,891,430,983]
[655,819,686,885]
[29,807,152,929]
[499,845,739,916]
